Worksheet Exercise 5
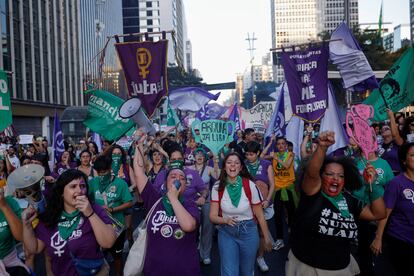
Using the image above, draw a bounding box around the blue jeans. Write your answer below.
[218,219,259,276]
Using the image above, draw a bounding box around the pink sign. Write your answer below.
[345,104,377,160]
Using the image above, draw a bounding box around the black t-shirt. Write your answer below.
[290,191,362,270]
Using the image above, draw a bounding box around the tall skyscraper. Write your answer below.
[0,0,82,135]
[79,0,123,94]
[270,0,359,83]
[122,0,188,69]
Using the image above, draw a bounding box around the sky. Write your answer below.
[182,0,409,104]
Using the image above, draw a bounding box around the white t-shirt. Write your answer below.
[211,180,261,221]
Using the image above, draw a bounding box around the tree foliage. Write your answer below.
[167,65,204,90]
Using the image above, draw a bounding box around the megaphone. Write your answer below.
[7,164,47,214]
[119,98,156,136]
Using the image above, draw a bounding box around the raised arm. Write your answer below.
[260,134,275,159]
[302,131,335,196]
[387,109,404,146]
[133,133,149,194]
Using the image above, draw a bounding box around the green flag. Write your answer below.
[364,47,414,121]
[0,70,12,132]
[83,89,135,141]
[167,100,180,126]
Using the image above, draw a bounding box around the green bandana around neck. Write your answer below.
[111,154,122,175]
[98,172,112,193]
[246,159,260,177]
[162,195,184,217]
[58,210,81,240]
[276,152,288,169]
[226,175,243,208]
[321,191,351,218]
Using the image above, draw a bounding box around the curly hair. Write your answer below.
[218,152,253,191]
[39,169,90,228]
[319,156,362,192]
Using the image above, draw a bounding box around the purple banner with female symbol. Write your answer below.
[115,40,168,117]
[281,44,329,122]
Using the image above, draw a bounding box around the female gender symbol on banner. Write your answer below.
[345,104,377,160]
[191,119,236,155]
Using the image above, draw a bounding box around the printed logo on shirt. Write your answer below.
[109,186,117,193]
[403,189,414,203]
[50,229,83,257]
[318,208,358,239]
[150,210,178,234]
[174,229,185,240]
[0,221,8,232]
[160,225,173,238]
[257,165,263,176]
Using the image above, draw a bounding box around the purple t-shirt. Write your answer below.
[384,174,414,245]
[380,142,401,174]
[152,168,207,202]
[35,204,112,275]
[142,183,201,276]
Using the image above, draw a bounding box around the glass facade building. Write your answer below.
[79,0,123,95]
[0,0,82,135]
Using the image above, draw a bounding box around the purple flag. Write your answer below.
[52,110,65,162]
[196,105,210,121]
[282,44,329,122]
[169,87,220,112]
[265,83,286,138]
[115,40,168,117]
[228,103,241,139]
[330,22,379,92]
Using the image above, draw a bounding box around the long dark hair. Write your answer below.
[401,116,414,141]
[319,157,362,192]
[40,169,90,228]
[107,144,127,165]
[218,152,252,191]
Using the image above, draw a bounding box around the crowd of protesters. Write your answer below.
[0,109,412,276]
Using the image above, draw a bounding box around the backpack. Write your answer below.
[217,177,258,223]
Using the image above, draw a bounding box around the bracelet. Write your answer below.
[86,211,95,218]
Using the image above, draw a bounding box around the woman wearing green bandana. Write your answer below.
[22,169,116,276]
[210,152,272,276]
[132,132,201,276]
[286,131,386,276]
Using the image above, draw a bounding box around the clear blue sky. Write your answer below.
[182,0,409,103]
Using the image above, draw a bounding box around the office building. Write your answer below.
[270,0,359,82]
[122,0,188,69]
[382,24,411,52]
[0,0,82,136]
[80,0,123,94]
[410,0,414,42]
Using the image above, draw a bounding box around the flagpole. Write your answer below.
[269,38,342,52]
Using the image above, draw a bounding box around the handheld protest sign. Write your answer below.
[345,104,377,160]
[191,119,236,155]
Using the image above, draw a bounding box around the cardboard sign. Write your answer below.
[345,104,377,159]
[19,135,34,145]
[191,119,235,155]
[241,101,276,129]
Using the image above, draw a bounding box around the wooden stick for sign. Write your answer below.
[269,38,343,52]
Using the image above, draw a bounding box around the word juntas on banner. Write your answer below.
[363,47,414,122]
[281,44,329,122]
[0,70,12,132]
[241,101,276,130]
[115,39,168,117]
[191,119,236,155]
[345,104,377,160]
[83,90,135,141]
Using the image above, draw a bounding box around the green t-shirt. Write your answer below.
[0,196,22,259]
[88,176,133,226]
[353,157,394,204]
